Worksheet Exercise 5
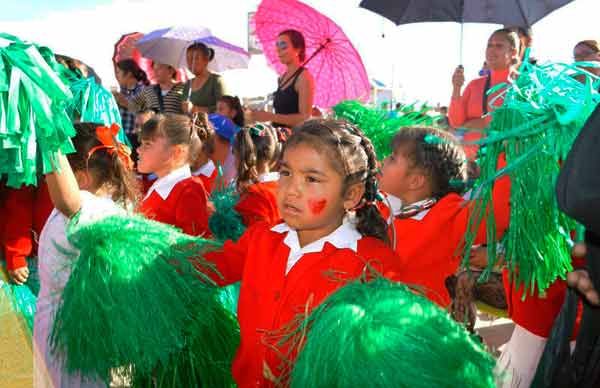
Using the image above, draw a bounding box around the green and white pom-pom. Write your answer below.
[0,33,75,188]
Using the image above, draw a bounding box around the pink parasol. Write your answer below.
[112,32,190,84]
[254,0,370,108]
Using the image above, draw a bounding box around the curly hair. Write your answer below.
[391,127,467,199]
[283,119,388,243]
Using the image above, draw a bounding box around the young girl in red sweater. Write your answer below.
[378,126,510,307]
[204,119,407,387]
[137,114,211,236]
[232,123,280,227]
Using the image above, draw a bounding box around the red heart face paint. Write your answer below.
[308,199,327,215]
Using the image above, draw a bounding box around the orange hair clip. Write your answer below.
[87,123,134,170]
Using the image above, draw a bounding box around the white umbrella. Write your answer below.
[136,26,250,72]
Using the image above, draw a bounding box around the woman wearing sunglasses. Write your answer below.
[248,29,315,127]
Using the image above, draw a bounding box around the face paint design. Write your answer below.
[308,198,327,215]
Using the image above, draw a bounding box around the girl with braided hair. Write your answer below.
[203,119,407,387]
[232,123,280,227]
[378,126,511,312]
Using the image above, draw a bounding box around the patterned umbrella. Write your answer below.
[112,32,190,83]
[254,0,370,108]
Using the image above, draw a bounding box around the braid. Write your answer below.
[352,128,389,243]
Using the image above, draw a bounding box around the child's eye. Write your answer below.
[279,169,291,177]
[306,176,320,183]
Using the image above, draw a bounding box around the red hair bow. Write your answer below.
[87,123,134,170]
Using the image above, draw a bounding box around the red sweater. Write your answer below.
[234,181,280,228]
[140,177,210,237]
[385,157,511,306]
[1,182,53,270]
[205,223,406,387]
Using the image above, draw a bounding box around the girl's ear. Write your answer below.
[74,169,92,190]
[343,182,366,211]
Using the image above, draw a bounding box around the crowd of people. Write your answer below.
[1,24,600,388]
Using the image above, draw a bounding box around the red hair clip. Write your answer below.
[87,123,134,170]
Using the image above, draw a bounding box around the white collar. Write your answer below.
[271,217,361,275]
[144,164,191,201]
[384,193,403,217]
[257,171,279,183]
[192,160,216,178]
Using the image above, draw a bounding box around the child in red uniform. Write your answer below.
[138,114,211,237]
[378,126,510,307]
[189,113,218,193]
[204,119,407,387]
[232,123,280,227]
[2,182,53,293]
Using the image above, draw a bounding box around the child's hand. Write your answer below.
[469,246,488,269]
[567,243,600,305]
[182,100,194,114]
[9,266,29,285]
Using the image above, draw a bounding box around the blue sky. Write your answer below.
[3,0,599,105]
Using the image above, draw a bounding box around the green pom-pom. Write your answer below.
[462,60,600,294]
[290,278,496,388]
[209,184,246,242]
[333,100,440,160]
[49,213,236,383]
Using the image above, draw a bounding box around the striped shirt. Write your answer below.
[128,83,185,114]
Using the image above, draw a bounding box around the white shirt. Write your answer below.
[271,217,361,275]
[257,171,279,183]
[192,160,216,178]
[143,164,191,201]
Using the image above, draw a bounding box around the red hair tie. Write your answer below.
[87,123,134,170]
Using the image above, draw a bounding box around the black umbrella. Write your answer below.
[359,0,574,62]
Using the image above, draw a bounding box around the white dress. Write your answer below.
[33,191,124,388]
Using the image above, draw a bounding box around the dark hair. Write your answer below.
[575,40,600,54]
[69,122,140,208]
[233,124,278,192]
[140,113,194,146]
[391,127,467,199]
[116,59,150,86]
[192,113,216,158]
[187,42,215,61]
[283,119,388,242]
[491,28,520,52]
[218,95,244,127]
[279,29,306,62]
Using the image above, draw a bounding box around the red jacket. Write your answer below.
[1,181,53,270]
[205,222,406,387]
[197,168,218,194]
[140,177,210,237]
[234,181,280,228]
[385,157,511,306]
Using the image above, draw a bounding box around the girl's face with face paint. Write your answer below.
[277,143,352,247]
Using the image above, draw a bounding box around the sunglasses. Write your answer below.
[276,41,288,50]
